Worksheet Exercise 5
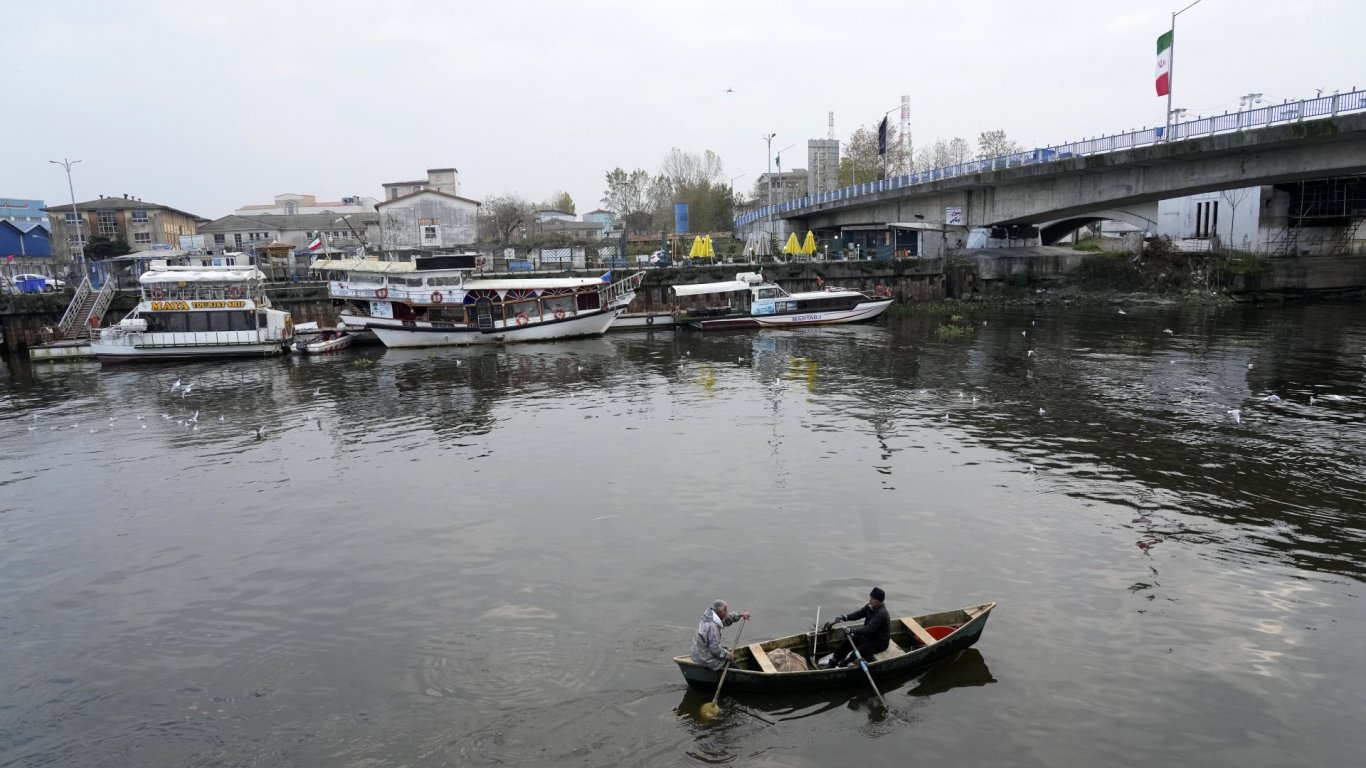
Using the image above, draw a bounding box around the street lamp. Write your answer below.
[1237,93,1263,128]
[49,158,86,276]
[763,132,777,252]
[730,174,745,196]
[1168,107,1187,139]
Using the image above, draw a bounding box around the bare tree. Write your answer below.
[1220,187,1254,251]
[477,194,535,244]
[602,168,653,234]
[977,129,1024,158]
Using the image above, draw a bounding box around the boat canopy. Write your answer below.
[140,268,262,283]
[672,280,753,297]
[462,277,606,290]
[308,258,416,273]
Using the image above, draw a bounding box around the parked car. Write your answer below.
[12,274,66,293]
[649,250,672,267]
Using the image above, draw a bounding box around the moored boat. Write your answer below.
[90,256,294,363]
[321,254,644,347]
[292,327,357,354]
[674,602,994,692]
[672,272,893,330]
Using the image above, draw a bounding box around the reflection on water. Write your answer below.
[2,301,1364,766]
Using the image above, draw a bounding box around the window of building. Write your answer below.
[65,212,79,224]
[214,234,225,244]
[98,210,117,235]
[68,233,85,245]
[130,210,149,224]
[234,233,243,245]
[133,232,152,244]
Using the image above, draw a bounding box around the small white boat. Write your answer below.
[672,272,893,330]
[320,254,644,348]
[612,311,677,330]
[91,255,294,363]
[293,328,356,354]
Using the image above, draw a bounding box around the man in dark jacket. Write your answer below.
[823,587,889,666]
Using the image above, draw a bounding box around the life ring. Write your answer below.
[515,312,530,326]
[375,287,388,299]
[88,315,100,329]
[554,306,566,320]
[646,315,655,326]
[226,285,243,299]
[150,287,166,300]
[431,291,443,304]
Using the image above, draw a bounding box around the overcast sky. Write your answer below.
[10,0,1363,221]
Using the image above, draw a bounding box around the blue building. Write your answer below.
[0,198,50,228]
[0,220,52,257]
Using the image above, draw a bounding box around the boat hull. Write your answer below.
[343,307,623,348]
[91,341,286,363]
[688,299,893,331]
[613,312,677,330]
[674,602,994,692]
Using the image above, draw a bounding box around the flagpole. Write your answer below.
[1166,0,1204,142]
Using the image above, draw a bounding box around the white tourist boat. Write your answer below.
[672,271,894,330]
[322,254,644,348]
[90,256,294,363]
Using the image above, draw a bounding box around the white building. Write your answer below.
[382,168,460,201]
[377,189,480,253]
[234,193,378,217]
[1157,176,1366,255]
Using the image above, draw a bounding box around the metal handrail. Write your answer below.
[738,88,1366,227]
[56,277,92,336]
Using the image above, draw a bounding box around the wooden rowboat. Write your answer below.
[674,602,995,692]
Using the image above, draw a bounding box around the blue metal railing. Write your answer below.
[737,88,1366,227]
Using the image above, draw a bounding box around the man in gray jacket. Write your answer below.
[690,599,751,670]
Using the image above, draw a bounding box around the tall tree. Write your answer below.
[477,193,535,244]
[601,168,653,234]
[977,129,1024,158]
[85,235,132,260]
[544,191,575,215]
[841,123,912,185]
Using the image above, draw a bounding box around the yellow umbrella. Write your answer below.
[703,235,715,259]
[783,232,801,256]
[689,236,702,258]
[801,231,817,256]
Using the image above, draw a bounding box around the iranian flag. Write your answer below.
[307,236,323,251]
[1155,30,1173,96]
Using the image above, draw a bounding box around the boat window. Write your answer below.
[431,306,465,323]
[402,276,424,287]
[350,273,382,285]
[757,288,783,299]
[161,312,189,333]
[427,276,460,287]
[187,311,211,333]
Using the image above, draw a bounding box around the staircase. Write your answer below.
[600,270,645,308]
[56,278,116,341]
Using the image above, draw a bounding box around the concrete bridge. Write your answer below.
[739,90,1366,246]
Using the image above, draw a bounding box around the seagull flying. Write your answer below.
[171,378,181,390]
[1117,309,1127,315]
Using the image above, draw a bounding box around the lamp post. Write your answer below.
[1237,93,1263,128]
[49,158,86,276]
[1164,0,1204,142]
[763,132,776,253]
[1168,107,1187,139]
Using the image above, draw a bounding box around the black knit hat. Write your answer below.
[869,587,886,601]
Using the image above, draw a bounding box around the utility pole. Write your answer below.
[763,132,776,256]
[1164,0,1204,142]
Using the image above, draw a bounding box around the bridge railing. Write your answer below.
[738,87,1366,228]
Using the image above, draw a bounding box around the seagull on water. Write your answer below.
[1227,409,1242,424]
[171,378,181,390]
[1027,350,1035,357]
[1038,407,1047,416]
[1263,395,1281,403]
[1117,309,1127,315]
[254,426,265,439]
[1163,328,1173,335]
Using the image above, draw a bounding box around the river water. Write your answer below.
[2,301,1364,767]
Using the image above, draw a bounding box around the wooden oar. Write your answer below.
[699,618,747,720]
[845,631,888,708]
